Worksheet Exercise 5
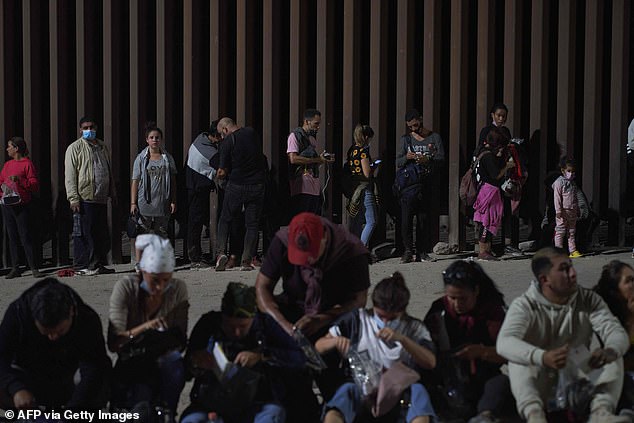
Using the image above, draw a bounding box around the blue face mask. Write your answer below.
[140,279,152,294]
[373,313,386,330]
[82,129,97,140]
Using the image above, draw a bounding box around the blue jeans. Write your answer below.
[72,201,110,270]
[180,403,286,423]
[325,382,436,423]
[360,189,377,246]
[216,182,265,263]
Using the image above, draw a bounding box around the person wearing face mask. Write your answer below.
[424,260,514,423]
[315,272,437,423]
[287,108,335,217]
[108,234,189,416]
[552,157,582,258]
[472,128,515,261]
[64,116,116,275]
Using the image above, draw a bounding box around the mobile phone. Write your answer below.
[372,159,382,166]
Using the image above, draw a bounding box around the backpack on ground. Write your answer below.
[459,151,489,207]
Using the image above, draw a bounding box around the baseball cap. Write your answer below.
[288,212,324,266]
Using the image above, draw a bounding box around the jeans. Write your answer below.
[2,203,37,270]
[187,187,211,262]
[216,182,265,263]
[180,403,286,423]
[73,201,110,270]
[349,189,378,247]
[325,382,436,423]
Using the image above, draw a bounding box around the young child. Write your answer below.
[552,157,582,258]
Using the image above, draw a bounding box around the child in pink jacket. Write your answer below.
[552,157,582,258]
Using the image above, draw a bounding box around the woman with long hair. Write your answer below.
[0,137,42,278]
[424,260,513,422]
[345,124,379,248]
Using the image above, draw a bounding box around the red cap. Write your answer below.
[288,212,324,266]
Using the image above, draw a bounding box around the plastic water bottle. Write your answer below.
[207,412,224,423]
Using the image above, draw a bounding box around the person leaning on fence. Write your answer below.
[180,282,287,423]
[0,136,43,279]
[424,260,515,422]
[395,109,445,264]
[108,234,189,416]
[0,278,111,411]
[316,271,437,423]
[472,127,515,261]
[496,247,630,423]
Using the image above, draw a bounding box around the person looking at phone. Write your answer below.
[108,234,189,416]
[287,108,335,217]
[345,124,379,248]
[424,260,513,422]
[395,109,445,263]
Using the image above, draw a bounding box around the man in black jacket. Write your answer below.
[0,278,111,410]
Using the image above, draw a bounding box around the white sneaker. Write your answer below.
[589,407,632,423]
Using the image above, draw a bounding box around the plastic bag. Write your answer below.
[348,347,382,398]
[549,364,595,416]
[0,182,21,205]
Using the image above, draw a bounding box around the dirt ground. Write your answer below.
[1,250,631,414]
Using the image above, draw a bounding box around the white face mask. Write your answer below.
[82,129,97,140]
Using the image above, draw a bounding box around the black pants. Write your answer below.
[216,182,265,263]
[290,193,322,218]
[477,374,515,416]
[187,187,211,262]
[73,201,110,270]
[400,188,430,255]
[2,203,37,270]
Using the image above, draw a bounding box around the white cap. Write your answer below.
[135,234,175,274]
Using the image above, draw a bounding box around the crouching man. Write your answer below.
[497,247,630,423]
[0,278,111,411]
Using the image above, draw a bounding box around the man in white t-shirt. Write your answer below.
[286,109,334,217]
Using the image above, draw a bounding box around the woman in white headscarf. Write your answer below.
[108,234,189,415]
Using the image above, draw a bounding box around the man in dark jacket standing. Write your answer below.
[0,278,111,410]
[186,121,222,268]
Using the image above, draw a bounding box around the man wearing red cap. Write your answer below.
[255,212,370,340]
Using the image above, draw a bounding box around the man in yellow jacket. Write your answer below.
[64,116,116,275]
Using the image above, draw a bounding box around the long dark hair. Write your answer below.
[442,260,505,306]
[9,136,29,157]
[372,271,410,313]
[593,260,632,327]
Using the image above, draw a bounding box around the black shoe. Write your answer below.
[31,270,45,278]
[400,252,414,264]
[5,268,21,279]
[504,245,523,256]
[418,252,437,262]
[96,266,116,274]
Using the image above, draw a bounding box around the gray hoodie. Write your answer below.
[497,281,629,367]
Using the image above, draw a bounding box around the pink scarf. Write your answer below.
[473,183,503,235]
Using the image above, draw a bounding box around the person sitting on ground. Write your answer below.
[593,260,634,413]
[0,278,111,411]
[108,234,189,416]
[497,247,630,423]
[181,282,287,423]
[316,271,437,423]
[424,260,514,422]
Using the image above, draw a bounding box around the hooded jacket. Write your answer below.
[186,132,219,191]
[0,279,111,407]
[497,281,629,367]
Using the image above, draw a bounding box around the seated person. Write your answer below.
[424,260,514,422]
[181,282,287,423]
[315,272,436,423]
[0,278,110,410]
[108,234,189,415]
[593,260,634,412]
[497,247,630,423]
